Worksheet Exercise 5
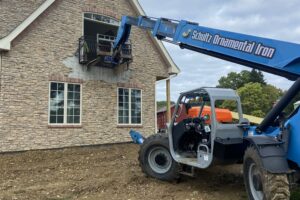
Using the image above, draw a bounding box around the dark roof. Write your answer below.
[157,104,175,113]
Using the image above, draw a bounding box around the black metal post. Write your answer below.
[257,77,300,132]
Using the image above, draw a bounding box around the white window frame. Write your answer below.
[82,13,119,37]
[48,81,82,125]
[83,13,120,27]
[117,87,143,125]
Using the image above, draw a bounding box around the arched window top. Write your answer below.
[84,13,119,26]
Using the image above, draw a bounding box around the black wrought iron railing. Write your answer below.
[78,36,98,64]
[78,34,132,67]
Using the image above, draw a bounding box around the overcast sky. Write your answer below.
[138,0,300,101]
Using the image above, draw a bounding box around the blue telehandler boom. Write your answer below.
[112,16,300,200]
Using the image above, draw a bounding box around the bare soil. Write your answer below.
[0,143,296,200]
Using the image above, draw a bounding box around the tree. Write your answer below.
[237,83,266,117]
[261,84,283,114]
[217,69,265,90]
[283,91,300,114]
[217,72,245,90]
[237,83,282,117]
[249,69,266,85]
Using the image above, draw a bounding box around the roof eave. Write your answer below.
[0,0,56,51]
[0,0,181,76]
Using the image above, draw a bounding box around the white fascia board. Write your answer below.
[129,0,181,75]
[0,0,56,51]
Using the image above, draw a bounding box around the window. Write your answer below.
[118,88,142,125]
[215,99,239,124]
[49,82,81,125]
[81,13,120,66]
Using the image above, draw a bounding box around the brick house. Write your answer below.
[0,0,179,152]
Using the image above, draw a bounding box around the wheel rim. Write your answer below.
[148,146,172,174]
[248,162,264,200]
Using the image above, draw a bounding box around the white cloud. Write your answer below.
[139,0,300,101]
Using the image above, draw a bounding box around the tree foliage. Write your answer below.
[237,83,283,117]
[218,69,266,90]
[283,92,300,114]
[217,70,285,117]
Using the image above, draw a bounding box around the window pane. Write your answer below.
[57,83,64,91]
[68,84,74,91]
[118,88,130,124]
[74,100,80,106]
[57,99,64,107]
[56,91,64,101]
[74,92,80,100]
[74,116,80,123]
[124,102,129,109]
[132,117,137,124]
[74,108,80,115]
[50,116,56,123]
[132,117,141,124]
[84,13,92,18]
[67,84,81,124]
[49,82,65,124]
[123,117,129,123]
[57,108,64,115]
[68,92,74,100]
[119,116,124,124]
[57,116,64,123]
[50,110,56,115]
[51,83,57,90]
[67,116,74,123]
[131,89,141,124]
[118,110,122,116]
[67,108,73,115]
[215,100,239,124]
[50,91,56,98]
[75,85,80,92]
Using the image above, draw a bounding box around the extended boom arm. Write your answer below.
[113,16,300,80]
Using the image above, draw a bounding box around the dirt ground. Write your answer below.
[0,143,298,200]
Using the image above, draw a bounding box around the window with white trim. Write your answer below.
[118,88,142,125]
[49,82,81,124]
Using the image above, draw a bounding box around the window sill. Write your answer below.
[117,124,143,128]
[48,124,82,128]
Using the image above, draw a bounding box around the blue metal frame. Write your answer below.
[114,16,300,80]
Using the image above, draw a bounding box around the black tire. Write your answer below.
[138,134,180,181]
[243,146,290,200]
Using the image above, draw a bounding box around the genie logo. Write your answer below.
[182,29,192,38]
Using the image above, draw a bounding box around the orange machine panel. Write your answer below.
[188,106,232,123]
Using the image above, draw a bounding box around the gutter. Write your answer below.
[0,0,56,51]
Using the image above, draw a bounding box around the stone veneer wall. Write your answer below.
[0,0,169,152]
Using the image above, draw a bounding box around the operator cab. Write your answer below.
[169,87,247,168]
